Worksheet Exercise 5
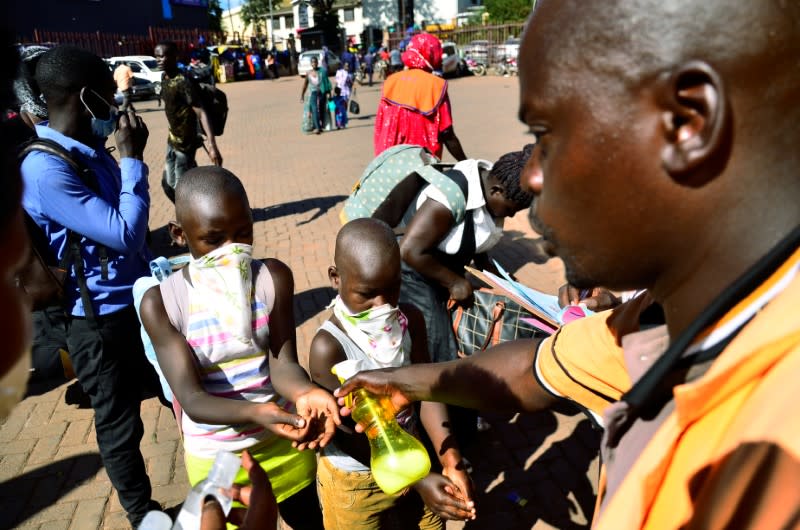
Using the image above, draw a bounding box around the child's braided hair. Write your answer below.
[489,144,535,210]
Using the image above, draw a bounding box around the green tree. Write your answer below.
[484,0,532,23]
[208,0,223,32]
[241,0,285,33]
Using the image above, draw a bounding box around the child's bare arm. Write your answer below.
[419,402,474,505]
[405,304,476,519]
[308,328,371,466]
[308,330,347,393]
[265,259,341,448]
[140,287,305,434]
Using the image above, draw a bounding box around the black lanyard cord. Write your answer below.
[612,224,800,443]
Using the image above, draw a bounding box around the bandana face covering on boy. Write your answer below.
[331,296,408,367]
[189,243,254,344]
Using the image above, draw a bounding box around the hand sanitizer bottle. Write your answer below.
[333,359,431,495]
[172,450,241,530]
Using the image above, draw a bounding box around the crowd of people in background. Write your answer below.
[2,0,799,529]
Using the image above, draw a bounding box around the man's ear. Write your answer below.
[658,61,731,185]
[168,221,187,247]
[328,265,340,291]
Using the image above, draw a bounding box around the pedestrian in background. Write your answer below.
[374,33,467,160]
[362,47,375,87]
[334,61,353,101]
[154,41,222,202]
[113,61,134,112]
[300,56,331,135]
[389,46,402,74]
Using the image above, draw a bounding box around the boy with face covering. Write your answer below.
[309,218,475,529]
[140,166,339,530]
[337,1,800,528]
[19,45,159,527]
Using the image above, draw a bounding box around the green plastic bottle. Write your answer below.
[333,361,431,495]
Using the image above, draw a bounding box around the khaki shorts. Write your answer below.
[316,454,442,530]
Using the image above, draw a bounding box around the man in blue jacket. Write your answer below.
[20,45,159,527]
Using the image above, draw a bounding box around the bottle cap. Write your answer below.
[332,359,365,409]
[207,451,241,488]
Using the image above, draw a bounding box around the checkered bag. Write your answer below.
[449,288,541,357]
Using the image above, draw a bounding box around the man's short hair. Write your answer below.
[156,41,178,56]
[35,45,111,106]
[175,166,249,221]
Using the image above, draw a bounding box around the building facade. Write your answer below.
[220,0,481,52]
[222,1,366,52]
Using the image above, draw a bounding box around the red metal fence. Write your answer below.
[20,27,224,58]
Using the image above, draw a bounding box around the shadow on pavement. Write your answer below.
[0,453,104,528]
[429,362,600,529]
[252,195,347,226]
[294,286,336,327]
[463,407,600,529]
[147,195,347,259]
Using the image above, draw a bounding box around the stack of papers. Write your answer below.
[464,260,594,334]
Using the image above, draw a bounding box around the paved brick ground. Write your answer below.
[0,74,599,529]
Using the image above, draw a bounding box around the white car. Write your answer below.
[107,55,164,95]
[441,41,463,77]
[297,50,341,77]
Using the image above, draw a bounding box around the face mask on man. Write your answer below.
[0,347,31,420]
[79,87,118,139]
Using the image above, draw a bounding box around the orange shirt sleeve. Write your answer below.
[534,296,657,420]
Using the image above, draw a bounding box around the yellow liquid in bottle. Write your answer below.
[371,448,431,495]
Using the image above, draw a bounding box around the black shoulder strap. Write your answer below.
[20,138,108,326]
[20,138,102,194]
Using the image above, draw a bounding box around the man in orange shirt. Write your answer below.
[113,62,134,112]
[338,1,800,528]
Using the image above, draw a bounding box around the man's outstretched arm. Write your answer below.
[336,338,558,414]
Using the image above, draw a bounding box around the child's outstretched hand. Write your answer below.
[292,387,341,450]
[249,401,311,442]
[412,472,477,521]
[442,462,475,515]
[200,450,278,530]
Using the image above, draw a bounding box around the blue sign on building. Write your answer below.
[171,0,209,6]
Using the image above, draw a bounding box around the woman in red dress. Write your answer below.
[373,34,467,161]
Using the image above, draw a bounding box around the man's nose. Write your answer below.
[520,150,543,195]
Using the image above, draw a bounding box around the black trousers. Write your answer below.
[66,305,157,525]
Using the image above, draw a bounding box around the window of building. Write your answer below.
[272,17,281,29]
[343,8,355,22]
[284,15,294,29]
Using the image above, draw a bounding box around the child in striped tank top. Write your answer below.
[140,166,339,529]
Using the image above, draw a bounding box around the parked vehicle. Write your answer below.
[499,37,521,60]
[113,76,157,105]
[465,57,486,76]
[297,50,341,77]
[107,55,163,95]
[494,56,518,77]
[441,41,463,77]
